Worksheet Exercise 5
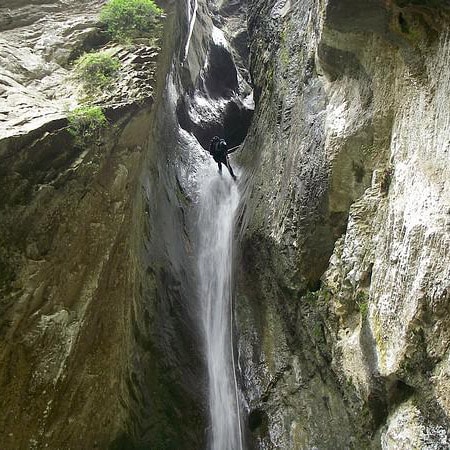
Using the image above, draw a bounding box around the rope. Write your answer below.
[227,144,241,154]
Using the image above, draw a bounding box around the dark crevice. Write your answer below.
[177,95,253,151]
[387,379,415,407]
[232,30,250,64]
[248,409,268,432]
[398,13,410,33]
[360,263,373,288]
[66,28,111,65]
[308,279,322,292]
[204,43,239,98]
[352,161,366,183]
[223,100,254,147]
[176,36,254,150]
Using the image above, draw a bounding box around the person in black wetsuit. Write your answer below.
[209,136,236,180]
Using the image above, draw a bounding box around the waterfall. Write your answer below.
[184,0,198,62]
[197,174,243,450]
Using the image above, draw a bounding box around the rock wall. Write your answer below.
[237,0,450,448]
[0,1,170,448]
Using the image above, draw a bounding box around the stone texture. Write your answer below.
[237,0,450,447]
[0,96,153,449]
[0,0,104,140]
[0,0,160,142]
[0,0,174,448]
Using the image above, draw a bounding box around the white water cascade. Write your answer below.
[184,0,198,62]
[197,173,243,450]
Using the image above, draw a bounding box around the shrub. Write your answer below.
[304,290,319,302]
[68,106,108,146]
[356,291,369,319]
[74,51,120,95]
[313,323,323,340]
[359,301,369,319]
[100,0,163,42]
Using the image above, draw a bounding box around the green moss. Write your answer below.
[321,288,332,302]
[313,323,323,340]
[264,64,274,90]
[68,106,108,147]
[279,26,290,71]
[100,0,163,43]
[359,301,369,319]
[74,51,120,96]
[356,291,369,319]
[303,287,332,303]
[304,290,319,302]
[280,47,290,70]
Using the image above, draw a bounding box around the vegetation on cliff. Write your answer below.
[70,0,164,102]
[100,0,163,42]
[68,106,108,146]
[74,51,121,97]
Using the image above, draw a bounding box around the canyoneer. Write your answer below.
[209,135,238,181]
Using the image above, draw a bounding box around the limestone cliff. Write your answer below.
[237,0,450,448]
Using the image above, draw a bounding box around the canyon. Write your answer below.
[0,0,449,448]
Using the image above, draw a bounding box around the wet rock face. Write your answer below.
[0,0,174,448]
[204,42,239,97]
[119,1,254,447]
[238,0,450,447]
[176,0,254,151]
[2,0,449,448]
[0,101,154,449]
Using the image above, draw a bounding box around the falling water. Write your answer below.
[197,174,243,450]
[184,0,198,62]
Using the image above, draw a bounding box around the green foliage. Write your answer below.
[74,51,120,96]
[304,290,319,302]
[359,301,369,319]
[100,0,163,42]
[303,287,332,303]
[321,289,332,302]
[356,291,369,319]
[313,323,323,339]
[68,106,108,147]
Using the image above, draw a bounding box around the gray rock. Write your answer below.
[238,0,450,446]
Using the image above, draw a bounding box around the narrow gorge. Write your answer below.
[0,0,449,449]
